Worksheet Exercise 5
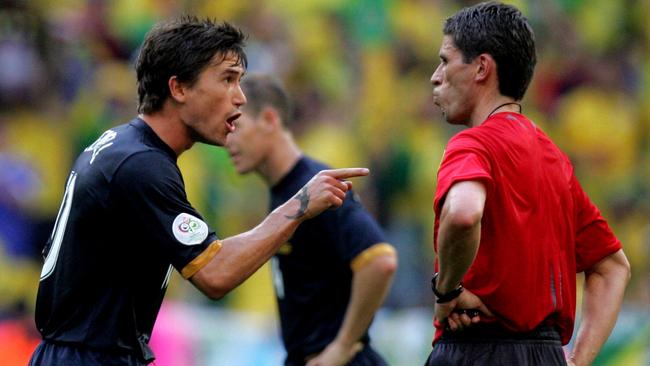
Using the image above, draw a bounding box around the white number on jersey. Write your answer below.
[40,171,77,280]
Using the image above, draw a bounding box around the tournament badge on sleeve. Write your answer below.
[172,213,209,245]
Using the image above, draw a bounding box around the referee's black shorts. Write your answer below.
[425,323,567,366]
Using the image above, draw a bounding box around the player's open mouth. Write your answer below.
[226,112,241,130]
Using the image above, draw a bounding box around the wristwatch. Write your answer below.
[431,272,463,304]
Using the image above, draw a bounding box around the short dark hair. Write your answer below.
[443,1,536,100]
[136,16,247,114]
[241,74,293,128]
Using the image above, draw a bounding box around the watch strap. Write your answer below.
[431,272,463,303]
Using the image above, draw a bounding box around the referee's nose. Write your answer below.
[431,63,443,87]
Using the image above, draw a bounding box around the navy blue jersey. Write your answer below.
[270,156,387,362]
[34,118,219,359]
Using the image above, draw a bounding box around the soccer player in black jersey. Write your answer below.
[225,74,398,366]
[29,17,369,366]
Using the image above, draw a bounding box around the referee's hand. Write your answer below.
[286,168,369,220]
[435,289,493,332]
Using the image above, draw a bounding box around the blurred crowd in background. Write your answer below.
[0,0,649,364]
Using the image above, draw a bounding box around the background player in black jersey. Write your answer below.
[225,74,398,366]
[29,16,370,366]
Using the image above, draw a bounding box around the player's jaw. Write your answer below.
[189,111,242,147]
[225,135,261,175]
[226,148,254,174]
[225,134,244,173]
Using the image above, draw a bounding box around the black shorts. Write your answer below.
[286,344,389,366]
[29,340,148,366]
[425,324,567,366]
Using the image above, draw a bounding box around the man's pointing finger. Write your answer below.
[321,168,370,180]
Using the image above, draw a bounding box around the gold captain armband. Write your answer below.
[350,243,396,272]
[181,240,223,279]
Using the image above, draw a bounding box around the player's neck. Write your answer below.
[139,112,194,156]
[258,131,302,186]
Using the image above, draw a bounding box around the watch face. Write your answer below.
[431,273,438,293]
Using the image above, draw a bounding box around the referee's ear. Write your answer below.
[474,53,496,84]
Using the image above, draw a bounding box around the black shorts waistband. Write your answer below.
[440,323,561,343]
[43,339,138,356]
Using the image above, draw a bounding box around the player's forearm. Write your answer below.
[570,250,630,366]
[192,199,305,298]
[334,252,397,347]
[221,201,304,277]
[192,168,369,299]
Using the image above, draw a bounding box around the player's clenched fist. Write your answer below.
[285,168,369,220]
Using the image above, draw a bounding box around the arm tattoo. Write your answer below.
[285,186,311,219]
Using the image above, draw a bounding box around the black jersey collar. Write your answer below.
[271,155,308,194]
[131,117,178,161]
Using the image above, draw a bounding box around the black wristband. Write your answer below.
[431,272,463,304]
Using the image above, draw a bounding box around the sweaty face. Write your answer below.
[430,36,477,126]
[224,109,269,175]
[179,53,246,146]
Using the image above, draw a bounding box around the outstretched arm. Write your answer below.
[190,168,369,299]
[567,249,630,366]
[307,244,397,366]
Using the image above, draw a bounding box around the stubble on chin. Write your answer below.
[189,125,228,147]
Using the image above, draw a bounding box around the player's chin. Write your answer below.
[189,126,226,146]
[235,165,250,175]
[232,159,252,175]
[211,128,231,146]
[198,133,226,147]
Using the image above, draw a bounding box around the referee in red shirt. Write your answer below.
[426,2,630,366]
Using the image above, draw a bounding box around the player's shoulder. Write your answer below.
[301,155,330,173]
[83,120,144,156]
[79,118,176,179]
[288,155,329,184]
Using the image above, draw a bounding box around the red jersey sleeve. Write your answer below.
[434,133,494,215]
[571,173,622,272]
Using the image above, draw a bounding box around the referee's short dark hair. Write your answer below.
[241,74,294,128]
[443,1,536,101]
[135,16,247,114]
